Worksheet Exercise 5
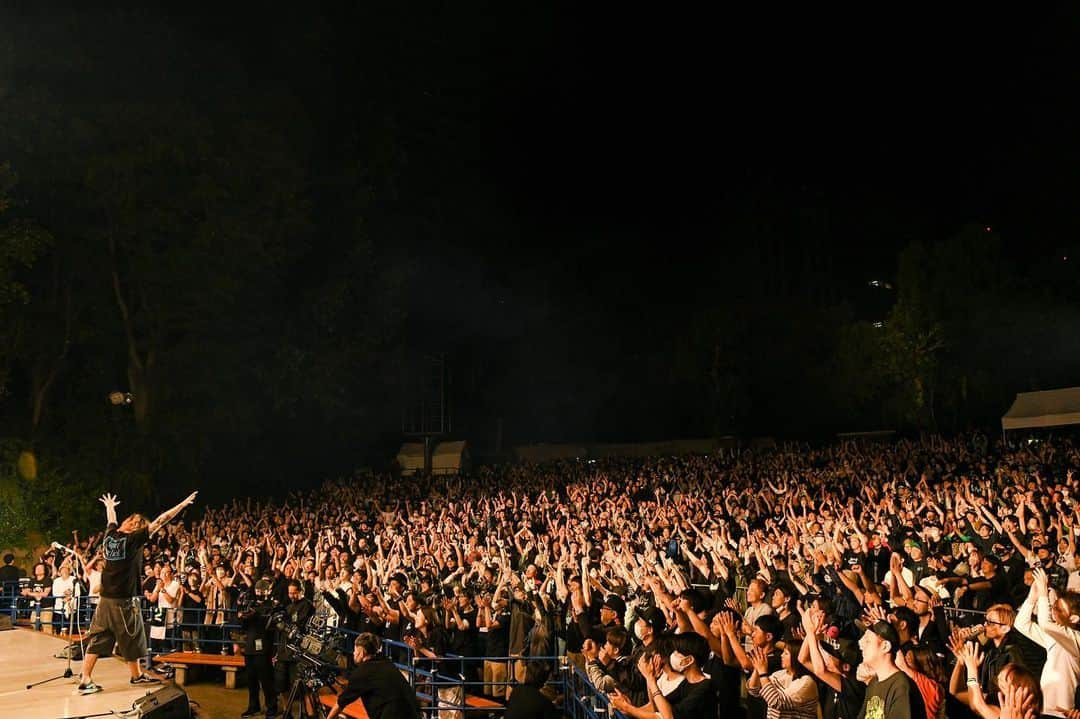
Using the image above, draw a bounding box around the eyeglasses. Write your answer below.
[985,620,1009,627]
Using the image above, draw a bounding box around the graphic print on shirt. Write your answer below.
[104,534,127,562]
[865,695,885,719]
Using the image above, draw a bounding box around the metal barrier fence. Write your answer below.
[334,630,619,717]
[0,586,242,654]
[0,580,992,718]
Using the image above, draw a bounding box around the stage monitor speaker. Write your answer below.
[132,684,191,718]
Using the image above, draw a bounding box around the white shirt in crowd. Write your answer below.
[52,574,80,613]
[158,577,182,610]
[1014,589,1080,719]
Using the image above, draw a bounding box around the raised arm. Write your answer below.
[100,493,121,526]
[149,492,199,536]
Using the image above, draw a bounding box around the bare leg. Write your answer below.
[81,653,98,681]
[127,659,143,679]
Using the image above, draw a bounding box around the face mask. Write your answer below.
[670,650,690,672]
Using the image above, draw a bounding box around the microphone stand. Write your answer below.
[26,546,82,689]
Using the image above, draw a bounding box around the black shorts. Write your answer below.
[84,596,148,661]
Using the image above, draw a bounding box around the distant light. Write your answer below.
[872,321,885,329]
[869,280,881,287]
[985,226,992,233]
[1065,256,1069,261]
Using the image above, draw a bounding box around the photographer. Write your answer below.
[274,579,315,716]
[326,632,420,719]
[239,579,280,719]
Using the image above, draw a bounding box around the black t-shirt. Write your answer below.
[505,684,561,719]
[449,606,479,656]
[0,564,24,588]
[180,583,205,624]
[704,655,742,719]
[337,657,422,719]
[29,576,50,597]
[823,673,866,719]
[485,607,511,656]
[100,524,150,599]
[665,677,717,719]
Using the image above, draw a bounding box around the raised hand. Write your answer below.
[1032,567,1048,598]
[947,628,968,658]
[749,647,769,675]
[1000,682,1039,719]
[608,689,633,713]
[861,604,888,626]
[636,652,654,679]
[99,493,121,509]
[960,641,983,676]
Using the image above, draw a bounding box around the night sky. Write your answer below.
[1,4,1079,494]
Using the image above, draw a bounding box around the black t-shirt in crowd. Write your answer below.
[0,563,24,586]
[484,606,511,657]
[822,673,866,719]
[100,523,150,599]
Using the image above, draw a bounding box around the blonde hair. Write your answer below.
[123,514,149,531]
[986,603,1016,626]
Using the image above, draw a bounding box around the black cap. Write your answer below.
[636,606,666,635]
[868,620,900,651]
[821,636,862,667]
[602,594,627,617]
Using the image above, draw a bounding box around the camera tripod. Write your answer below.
[282,670,332,719]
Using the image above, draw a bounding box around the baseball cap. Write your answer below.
[602,594,627,617]
[635,606,666,635]
[868,620,900,651]
[821,636,862,667]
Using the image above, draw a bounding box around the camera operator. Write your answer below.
[239,579,280,719]
[326,632,421,719]
[274,579,315,715]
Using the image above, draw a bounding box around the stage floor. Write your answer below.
[0,627,176,719]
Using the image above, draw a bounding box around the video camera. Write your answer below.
[282,613,349,689]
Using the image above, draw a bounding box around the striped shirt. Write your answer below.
[748,670,818,719]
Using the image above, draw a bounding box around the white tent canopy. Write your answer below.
[1002,387,1080,431]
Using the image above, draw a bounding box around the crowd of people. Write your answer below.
[6,430,1080,719]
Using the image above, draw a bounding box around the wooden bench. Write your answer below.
[155,651,245,689]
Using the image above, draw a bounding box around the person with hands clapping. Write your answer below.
[747,639,818,719]
[796,599,864,719]
[607,634,715,719]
